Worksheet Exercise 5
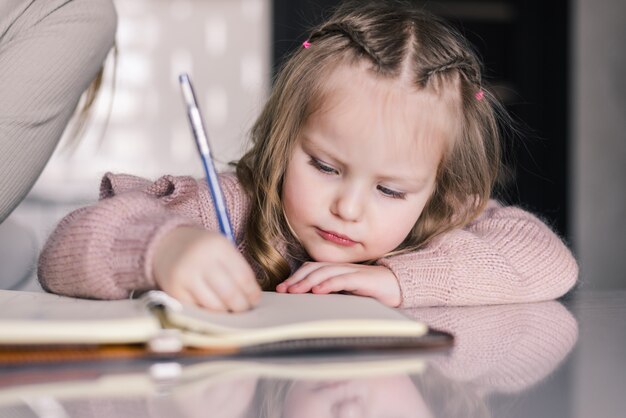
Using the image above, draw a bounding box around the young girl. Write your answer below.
[38,0,577,312]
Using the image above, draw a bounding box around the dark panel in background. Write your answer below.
[272,0,570,239]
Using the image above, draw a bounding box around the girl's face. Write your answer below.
[282,63,452,263]
[282,376,433,418]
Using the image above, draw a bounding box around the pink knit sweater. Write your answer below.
[37,172,578,308]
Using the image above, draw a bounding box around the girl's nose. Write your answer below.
[331,186,365,222]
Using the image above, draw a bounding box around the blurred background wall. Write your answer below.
[572,2,626,417]
[33,0,270,200]
[573,0,626,290]
[8,0,626,291]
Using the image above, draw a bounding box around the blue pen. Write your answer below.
[179,73,235,243]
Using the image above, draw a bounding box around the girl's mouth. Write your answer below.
[316,228,358,247]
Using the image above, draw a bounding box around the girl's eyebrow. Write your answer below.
[301,135,346,164]
[379,173,429,187]
[375,171,431,193]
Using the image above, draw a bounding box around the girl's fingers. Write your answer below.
[168,287,197,307]
[174,285,232,312]
[311,273,369,296]
[155,229,261,312]
[279,262,324,288]
[226,257,262,306]
[312,269,402,307]
[285,265,356,294]
[189,281,229,312]
[278,263,400,306]
[276,265,316,292]
[207,266,254,312]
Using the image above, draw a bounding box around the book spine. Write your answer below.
[140,291,183,312]
[141,291,184,354]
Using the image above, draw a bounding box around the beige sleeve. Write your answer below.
[0,0,117,222]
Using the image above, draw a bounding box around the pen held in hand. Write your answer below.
[178,73,235,243]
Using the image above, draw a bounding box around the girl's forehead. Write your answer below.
[309,63,459,156]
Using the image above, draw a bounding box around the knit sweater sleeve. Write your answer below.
[38,172,250,300]
[0,0,117,222]
[377,201,578,307]
[403,301,577,394]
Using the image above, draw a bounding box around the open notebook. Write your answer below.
[0,289,452,362]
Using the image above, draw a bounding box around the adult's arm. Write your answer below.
[0,0,117,222]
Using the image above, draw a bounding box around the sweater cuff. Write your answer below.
[377,246,456,308]
[112,213,195,294]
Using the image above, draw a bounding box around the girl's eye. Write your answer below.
[377,185,406,199]
[308,158,338,175]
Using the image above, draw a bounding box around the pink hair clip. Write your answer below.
[302,40,311,49]
[475,89,484,101]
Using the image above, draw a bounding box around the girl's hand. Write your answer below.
[275,262,402,308]
[153,226,261,312]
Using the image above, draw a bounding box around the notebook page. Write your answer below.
[0,290,160,344]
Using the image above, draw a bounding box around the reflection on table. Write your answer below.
[0,300,577,418]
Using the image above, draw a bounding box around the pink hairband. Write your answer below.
[302,40,311,49]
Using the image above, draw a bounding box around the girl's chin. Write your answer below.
[306,248,367,264]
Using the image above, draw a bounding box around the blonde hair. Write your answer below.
[243,369,490,418]
[237,0,507,289]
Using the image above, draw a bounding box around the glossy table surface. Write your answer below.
[1,289,624,418]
